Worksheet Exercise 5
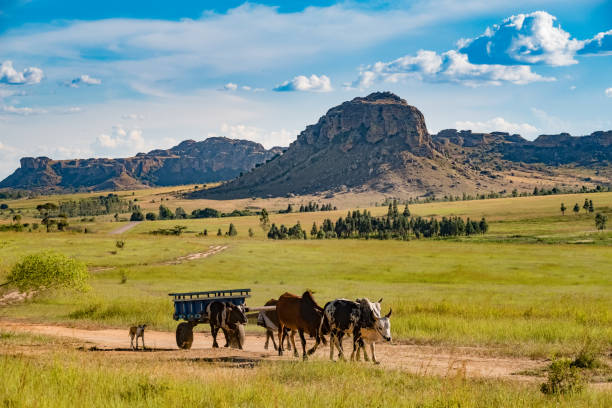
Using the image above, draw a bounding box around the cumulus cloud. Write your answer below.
[455,117,539,138]
[68,74,102,88]
[352,49,552,88]
[606,88,612,97]
[274,74,332,92]
[0,61,43,85]
[92,125,145,156]
[220,123,295,147]
[458,11,582,66]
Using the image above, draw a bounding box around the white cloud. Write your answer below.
[455,117,539,138]
[68,74,102,88]
[220,123,295,148]
[274,74,332,92]
[92,125,145,157]
[0,61,43,85]
[458,11,583,66]
[223,82,238,91]
[606,88,612,97]
[1,105,47,115]
[579,29,612,55]
[352,49,553,88]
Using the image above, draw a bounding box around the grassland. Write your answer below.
[0,188,611,405]
[1,331,610,408]
[0,190,610,360]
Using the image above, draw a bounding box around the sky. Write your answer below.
[0,0,611,178]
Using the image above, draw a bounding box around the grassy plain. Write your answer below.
[0,190,610,359]
[0,331,610,408]
[0,188,611,405]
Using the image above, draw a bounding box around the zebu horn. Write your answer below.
[385,308,392,318]
[378,298,383,303]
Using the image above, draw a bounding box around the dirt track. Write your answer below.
[0,320,545,381]
[109,221,141,234]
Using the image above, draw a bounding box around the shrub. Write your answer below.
[130,211,144,221]
[145,212,156,221]
[115,240,125,249]
[540,359,584,395]
[228,223,238,236]
[5,252,89,292]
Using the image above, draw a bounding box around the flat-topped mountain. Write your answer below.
[0,137,283,192]
[195,92,611,199]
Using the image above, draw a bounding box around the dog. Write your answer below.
[129,324,147,350]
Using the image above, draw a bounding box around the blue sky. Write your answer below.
[0,0,611,177]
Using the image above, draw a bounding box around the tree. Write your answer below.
[217,228,222,236]
[248,228,254,238]
[130,211,144,221]
[533,187,539,196]
[595,213,608,230]
[2,252,89,292]
[0,203,8,210]
[583,199,589,213]
[573,203,580,215]
[588,200,594,213]
[560,203,566,215]
[402,205,410,217]
[259,208,270,231]
[56,218,69,231]
[311,222,318,237]
[228,223,238,236]
[12,214,22,224]
[479,217,489,234]
[145,212,156,221]
[158,205,174,220]
[175,207,187,219]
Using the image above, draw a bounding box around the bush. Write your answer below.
[540,359,584,395]
[5,252,89,292]
[130,211,144,221]
[145,212,156,221]
[115,240,125,249]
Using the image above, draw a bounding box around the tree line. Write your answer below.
[267,201,488,240]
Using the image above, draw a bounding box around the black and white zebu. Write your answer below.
[321,298,392,362]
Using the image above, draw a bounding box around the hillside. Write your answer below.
[195,92,611,199]
[0,138,283,192]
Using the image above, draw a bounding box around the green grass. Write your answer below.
[0,191,610,358]
[0,352,610,407]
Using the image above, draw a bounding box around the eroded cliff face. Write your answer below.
[197,92,445,199]
[0,137,283,192]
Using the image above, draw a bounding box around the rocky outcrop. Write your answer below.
[195,92,457,198]
[433,129,612,166]
[0,137,283,192]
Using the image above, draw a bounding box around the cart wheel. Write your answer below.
[176,322,194,349]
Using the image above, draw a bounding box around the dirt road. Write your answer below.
[0,320,544,381]
[109,221,141,234]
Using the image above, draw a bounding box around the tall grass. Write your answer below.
[1,354,610,407]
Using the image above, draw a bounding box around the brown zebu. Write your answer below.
[256,298,291,351]
[276,291,326,359]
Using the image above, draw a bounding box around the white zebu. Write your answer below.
[351,309,392,364]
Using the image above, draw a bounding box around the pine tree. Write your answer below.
[479,217,489,234]
[310,222,318,237]
[259,208,270,231]
[583,199,589,213]
[248,228,254,237]
[533,187,539,196]
[560,203,566,215]
[588,200,594,213]
[573,203,580,215]
[217,228,222,236]
[228,223,237,236]
[403,205,410,217]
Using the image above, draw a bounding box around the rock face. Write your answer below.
[196,92,452,198]
[0,137,283,192]
[197,92,611,199]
